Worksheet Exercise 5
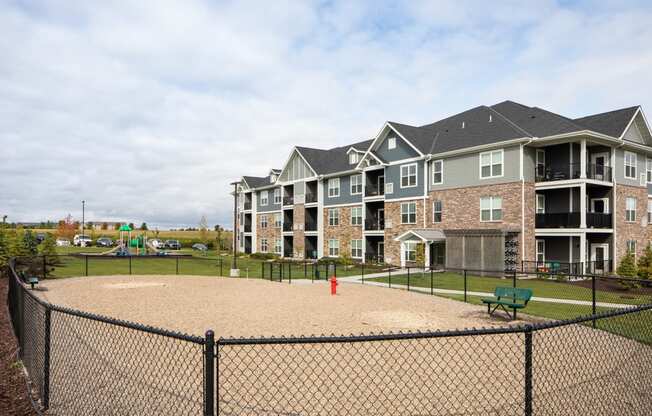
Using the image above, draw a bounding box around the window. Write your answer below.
[385,182,394,194]
[627,240,636,257]
[328,239,340,257]
[260,215,268,228]
[480,197,502,221]
[405,241,417,262]
[401,202,417,224]
[274,238,282,254]
[351,207,362,225]
[536,149,545,177]
[349,152,359,165]
[400,163,417,188]
[260,190,268,206]
[647,158,652,183]
[273,188,281,204]
[626,197,637,222]
[648,200,652,223]
[270,174,276,183]
[328,208,339,226]
[432,160,443,184]
[350,174,362,195]
[433,200,442,223]
[351,239,362,258]
[624,151,637,179]
[388,137,396,149]
[274,213,282,228]
[536,194,545,214]
[536,240,545,263]
[260,239,268,253]
[328,178,340,197]
[480,149,503,178]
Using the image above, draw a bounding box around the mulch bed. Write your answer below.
[0,275,39,416]
[569,276,652,298]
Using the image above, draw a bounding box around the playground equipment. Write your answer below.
[116,224,132,256]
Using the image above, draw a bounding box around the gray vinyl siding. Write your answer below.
[385,161,425,200]
[615,148,645,187]
[323,174,363,206]
[256,187,282,212]
[374,132,420,162]
[428,145,520,191]
[523,146,535,182]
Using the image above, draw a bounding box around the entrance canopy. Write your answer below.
[394,229,445,242]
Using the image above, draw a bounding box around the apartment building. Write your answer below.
[234,101,652,274]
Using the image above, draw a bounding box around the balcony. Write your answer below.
[244,224,252,232]
[244,201,252,210]
[365,185,384,197]
[283,222,293,232]
[283,196,294,205]
[535,163,612,183]
[364,218,385,231]
[586,213,612,228]
[305,193,317,203]
[535,213,580,228]
[305,222,317,232]
[305,249,318,260]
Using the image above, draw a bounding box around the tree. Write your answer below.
[128,223,135,230]
[637,244,652,279]
[101,222,108,230]
[0,228,9,268]
[57,214,77,240]
[199,216,208,243]
[617,252,638,278]
[214,225,223,252]
[140,222,148,231]
[415,243,425,267]
[23,230,39,256]
[114,222,122,230]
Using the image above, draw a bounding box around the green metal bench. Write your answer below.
[19,271,39,290]
[481,287,532,320]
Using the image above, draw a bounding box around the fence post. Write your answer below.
[219,259,223,277]
[176,256,179,275]
[361,262,365,284]
[592,275,597,328]
[463,269,468,302]
[407,267,410,291]
[43,307,51,410]
[129,256,132,275]
[204,330,215,416]
[43,255,47,280]
[388,267,392,288]
[430,269,433,295]
[289,263,292,284]
[304,261,307,279]
[524,325,533,416]
[513,269,517,288]
[85,256,88,276]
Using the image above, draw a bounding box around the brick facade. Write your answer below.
[384,199,425,265]
[323,205,363,259]
[615,184,648,261]
[256,212,281,253]
[293,204,305,258]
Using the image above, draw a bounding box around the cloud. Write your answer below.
[1,0,652,228]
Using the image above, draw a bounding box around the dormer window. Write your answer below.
[270,174,276,183]
[349,152,360,165]
[388,137,396,149]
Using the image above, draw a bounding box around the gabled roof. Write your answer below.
[297,139,374,175]
[573,106,640,138]
[242,175,273,189]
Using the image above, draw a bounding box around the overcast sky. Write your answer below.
[1,1,652,229]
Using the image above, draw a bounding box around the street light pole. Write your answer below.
[230,181,240,277]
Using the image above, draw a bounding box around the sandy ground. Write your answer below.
[28,275,652,415]
[37,275,528,338]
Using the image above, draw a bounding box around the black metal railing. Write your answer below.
[305,250,318,260]
[586,163,612,182]
[283,249,293,258]
[244,224,252,232]
[364,253,385,264]
[521,260,584,275]
[586,213,612,228]
[585,260,613,275]
[244,201,252,210]
[305,222,317,231]
[535,212,580,228]
[283,222,293,232]
[535,163,612,182]
[283,196,294,205]
[364,185,384,197]
[305,193,317,203]
[364,218,385,230]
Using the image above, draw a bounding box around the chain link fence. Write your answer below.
[6,256,652,415]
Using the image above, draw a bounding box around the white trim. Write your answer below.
[400,163,418,189]
[322,201,364,208]
[350,239,363,259]
[431,159,443,185]
[480,196,502,222]
[355,122,424,170]
[432,199,442,223]
[386,156,425,166]
[257,209,282,215]
[350,174,363,195]
[327,207,340,226]
[590,198,610,214]
[536,239,545,262]
[618,107,645,140]
[384,195,428,202]
[479,149,505,180]
[429,137,530,160]
[536,194,545,214]
[400,201,417,224]
[277,147,318,183]
[387,137,396,150]
[327,177,340,198]
[350,206,363,226]
[624,150,637,179]
[260,190,269,206]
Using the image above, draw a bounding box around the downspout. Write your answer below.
[521,139,534,264]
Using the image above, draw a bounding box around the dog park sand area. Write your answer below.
[37,275,525,337]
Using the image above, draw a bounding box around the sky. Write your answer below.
[1,0,652,229]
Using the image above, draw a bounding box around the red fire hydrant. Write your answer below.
[330,276,338,295]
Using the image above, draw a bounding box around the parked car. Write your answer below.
[73,234,93,246]
[192,243,208,252]
[165,240,181,250]
[35,233,47,244]
[96,237,114,247]
[55,238,71,247]
[150,239,164,249]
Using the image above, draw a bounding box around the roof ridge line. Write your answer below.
[487,106,534,138]
[428,131,441,154]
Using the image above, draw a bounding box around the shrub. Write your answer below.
[249,252,279,260]
[637,244,652,280]
[617,252,640,289]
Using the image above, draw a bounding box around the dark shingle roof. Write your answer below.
[242,175,272,189]
[297,139,374,175]
[490,101,583,137]
[574,106,639,138]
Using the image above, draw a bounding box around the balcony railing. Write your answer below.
[244,224,252,232]
[282,222,293,232]
[535,163,612,182]
[521,260,583,275]
[586,260,613,275]
[305,222,317,231]
[365,186,384,197]
[283,196,294,205]
[535,213,580,228]
[586,213,612,228]
[364,218,385,231]
[305,193,317,203]
[244,201,252,210]
[305,250,318,260]
[365,253,385,264]
[284,250,293,258]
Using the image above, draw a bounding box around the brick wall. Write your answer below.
[293,204,305,258]
[256,212,281,253]
[615,185,648,261]
[384,199,425,265]
[323,205,363,258]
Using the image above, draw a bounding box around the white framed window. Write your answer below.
[401,202,417,224]
[274,238,282,254]
[400,163,418,188]
[260,215,268,228]
[273,188,281,204]
[385,182,394,194]
[388,137,396,150]
[328,208,339,226]
[536,149,545,177]
[648,200,652,223]
[260,190,268,206]
[432,160,443,185]
[536,239,545,263]
[624,151,637,179]
[351,239,362,259]
[647,158,652,183]
[260,239,268,253]
[350,174,362,195]
[328,178,340,197]
[480,149,504,179]
[626,197,637,222]
[349,152,359,165]
[480,196,503,222]
[405,241,417,262]
[270,174,276,183]
[328,239,340,257]
[351,207,362,225]
[433,200,442,223]
[627,240,636,257]
[274,213,282,228]
[536,194,545,214]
